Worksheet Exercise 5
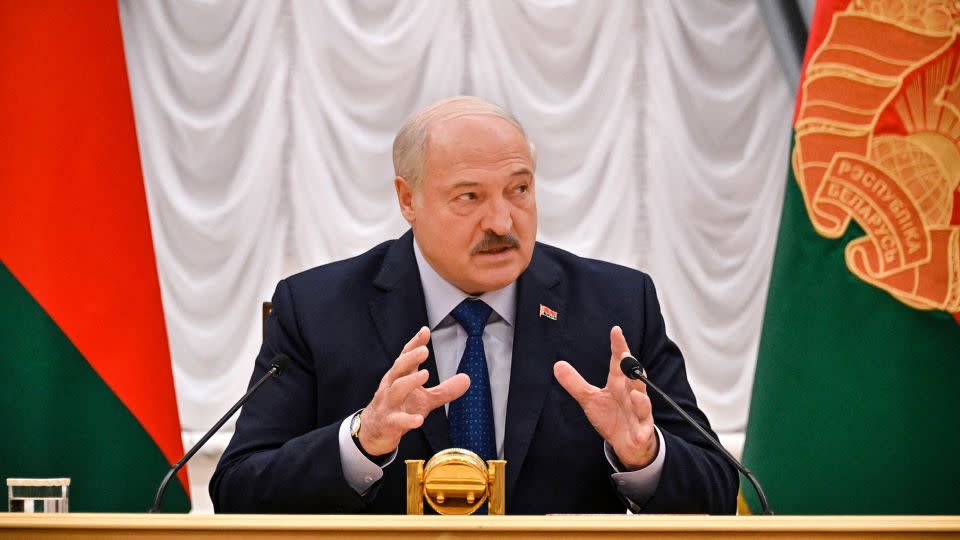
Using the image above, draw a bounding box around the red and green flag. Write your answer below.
[0,2,189,512]
[744,0,960,514]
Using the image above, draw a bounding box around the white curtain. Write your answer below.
[120,0,289,431]
[287,1,465,268]
[644,1,791,432]
[119,0,791,512]
[469,0,644,268]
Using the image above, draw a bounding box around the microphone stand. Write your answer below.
[148,355,289,513]
[621,356,774,515]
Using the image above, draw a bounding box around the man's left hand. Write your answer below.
[553,326,657,470]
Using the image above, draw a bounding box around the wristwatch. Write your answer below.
[350,409,363,440]
[350,409,379,461]
[351,409,394,466]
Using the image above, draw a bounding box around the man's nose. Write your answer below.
[481,196,513,235]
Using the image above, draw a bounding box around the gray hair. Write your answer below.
[392,96,536,189]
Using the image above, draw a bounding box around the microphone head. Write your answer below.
[620,356,644,380]
[271,354,291,377]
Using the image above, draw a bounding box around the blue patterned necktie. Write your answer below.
[447,298,496,463]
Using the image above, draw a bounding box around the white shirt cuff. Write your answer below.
[604,425,666,506]
[338,411,397,495]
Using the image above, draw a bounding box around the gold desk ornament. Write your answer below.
[405,448,506,515]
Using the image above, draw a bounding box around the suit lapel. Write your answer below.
[368,234,566,474]
[369,231,451,454]
[503,246,564,501]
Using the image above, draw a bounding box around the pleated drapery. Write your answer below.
[118,0,792,512]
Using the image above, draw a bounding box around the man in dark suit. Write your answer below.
[211,96,737,514]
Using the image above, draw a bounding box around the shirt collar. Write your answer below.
[413,237,517,329]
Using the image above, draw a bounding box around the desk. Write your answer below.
[1,514,959,539]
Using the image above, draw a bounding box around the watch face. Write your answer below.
[351,411,361,437]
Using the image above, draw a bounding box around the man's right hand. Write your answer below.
[357,326,470,457]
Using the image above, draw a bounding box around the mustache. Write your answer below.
[471,232,520,254]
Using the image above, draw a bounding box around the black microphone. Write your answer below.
[148,354,291,513]
[620,356,774,515]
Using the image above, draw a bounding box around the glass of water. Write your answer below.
[7,478,70,513]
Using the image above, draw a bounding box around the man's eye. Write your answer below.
[457,192,477,201]
[515,184,528,194]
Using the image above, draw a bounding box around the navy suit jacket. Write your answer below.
[211,231,738,514]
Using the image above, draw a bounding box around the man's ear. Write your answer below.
[395,176,417,223]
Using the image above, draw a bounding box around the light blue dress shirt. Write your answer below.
[338,239,666,505]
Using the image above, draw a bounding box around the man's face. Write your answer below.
[395,114,537,294]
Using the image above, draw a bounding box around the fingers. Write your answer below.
[608,326,631,379]
[626,389,657,465]
[388,410,425,431]
[381,345,429,389]
[607,326,648,398]
[381,327,431,389]
[385,369,430,407]
[401,326,431,355]
[359,328,434,455]
[629,389,653,422]
[424,373,470,409]
[358,407,424,456]
[618,363,647,397]
[554,360,597,405]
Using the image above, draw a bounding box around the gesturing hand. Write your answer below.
[358,327,471,456]
[553,326,657,470]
